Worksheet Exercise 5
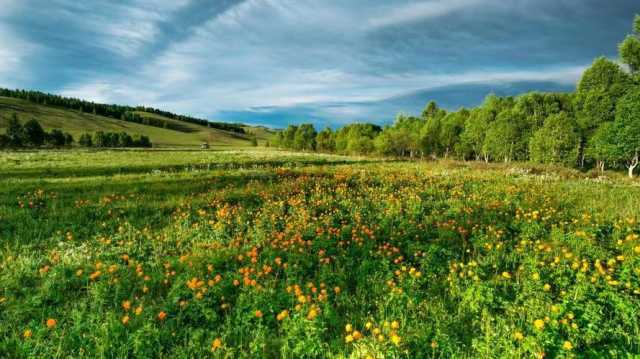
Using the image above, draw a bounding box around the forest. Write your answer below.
[276,15,640,177]
[0,88,246,134]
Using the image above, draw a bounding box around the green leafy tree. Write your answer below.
[93,131,107,148]
[482,109,527,162]
[459,109,492,161]
[613,86,640,177]
[421,101,439,119]
[46,129,66,147]
[316,128,336,152]
[529,113,579,166]
[23,119,46,147]
[586,122,618,173]
[6,113,24,147]
[250,135,258,147]
[619,14,640,74]
[293,124,317,151]
[64,133,74,146]
[439,109,469,158]
[79,133,93,147]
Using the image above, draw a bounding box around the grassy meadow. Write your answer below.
[1,149,639,358]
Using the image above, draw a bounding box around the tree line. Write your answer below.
[0,88,246,134]
[276,15,640,177]
[1,115,73,148]
[0,115,152,149]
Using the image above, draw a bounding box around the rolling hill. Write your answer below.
[0,96,277,148]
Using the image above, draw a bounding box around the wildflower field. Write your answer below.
[1,149,639,358]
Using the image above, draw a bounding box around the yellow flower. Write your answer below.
[121,315,130,325]
[134,306,143,316]
[345,324,353,333]
[306,307,318,320]
[502,271,512,279]
[345,334,354,343]
[513,331,524,341]
[391,320,400,330]
[533,319,545,330]
[352,330,362,340]
[23,329,32,339]
[211,338,223,351]
[122,300,131,311]
[365,321,373,330]
[562,341,573,350]
[543,284,551,292]
[390,333,401,346]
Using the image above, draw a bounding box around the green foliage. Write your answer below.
[316,128,336,153]
[294,124,317,151]
[586,122,618,172]
[529,112,579,166]
[22,119,46,147]
[78,133,93,147]
[483,109,528,162]
[1,150,639,357]
[574,57,630,133]
[613,86,640,175]
[620,35,640,74]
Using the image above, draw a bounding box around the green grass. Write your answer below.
[0,97,276,147]
[0,149,639,358]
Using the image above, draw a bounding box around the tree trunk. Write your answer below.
[628,153,639,178]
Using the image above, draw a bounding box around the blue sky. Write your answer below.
[0,0,637,128]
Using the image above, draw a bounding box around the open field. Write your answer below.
[1,149,639,358]
[0,97,276,147]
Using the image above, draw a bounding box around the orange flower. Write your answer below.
[276,310,289,321]
[158,311,167,321]
[121,315,130,325]
[46,318,57,329]
[254,310,263,318]
[122,300,131,311]
[211,338,223,351]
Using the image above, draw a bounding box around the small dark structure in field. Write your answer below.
[201,142,209,150]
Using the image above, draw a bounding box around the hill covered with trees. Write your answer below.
[277,15,640,177]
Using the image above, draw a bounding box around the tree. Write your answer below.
[439,109,469,158]
[459,109,492,161]
[316,128,336,152]
[6,114,24,147]
[118,132,133,147]
[619,14,640,74]
[79,133,93,147]
[93,131,107,148]
[280,125,298,149]
[422,101,439,119]
[586,122,618,173]
[64,133,74,146]
[250,135,258,147]
[529,113,579,166]
[482,109,527,162]
[23,119,46,147]
[613,86,640,177]
[419,115,442,158]
[46,129,66,147]
[293,124,317,151]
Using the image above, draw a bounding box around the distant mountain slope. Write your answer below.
[0,96,276,147]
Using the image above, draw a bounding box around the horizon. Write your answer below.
[0,0,637,128]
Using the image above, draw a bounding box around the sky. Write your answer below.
[0,0,637,128]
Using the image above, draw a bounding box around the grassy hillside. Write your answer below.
[0,96,276,147]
